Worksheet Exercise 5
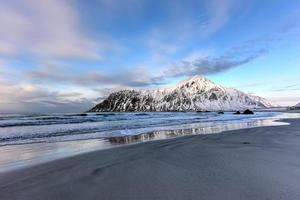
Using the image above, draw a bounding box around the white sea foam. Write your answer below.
[0,111,290,146]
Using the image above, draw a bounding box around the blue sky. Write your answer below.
[0,0,300,113]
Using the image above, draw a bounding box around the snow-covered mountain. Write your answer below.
[289,102,300,110]
[89,75,277,112]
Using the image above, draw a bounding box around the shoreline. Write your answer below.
[0,114,291,173]
[1,118,300,199]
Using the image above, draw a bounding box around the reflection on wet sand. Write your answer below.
[0,118,289,173]
[107,119,287,144]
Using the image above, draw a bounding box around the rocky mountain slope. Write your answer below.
[89,76,277,112]
[289,102,300,110]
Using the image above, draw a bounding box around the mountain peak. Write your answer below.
[175,75,218,92]
[184,75,210,82]
[178,75,215,86]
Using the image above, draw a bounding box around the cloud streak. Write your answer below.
[160,48,267,79]
[26,43,267,89]
[269,84,300,92]
[27,64,165,88]
[201,0,237,38]
[0,82,94,113]
[0,0,102,60]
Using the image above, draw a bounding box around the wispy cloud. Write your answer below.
[0,0,102,60]
[27,64,165,88]
[234,81,276,89]
[201,0,237,38]
[0,82,94,113]
[269,84,300,92]
[26,41,267,89]
[157,44,267,80]
[138,0,239,66]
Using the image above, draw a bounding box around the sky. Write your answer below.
[0,0,300,113]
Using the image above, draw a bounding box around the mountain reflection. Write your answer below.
[107,119,287,144]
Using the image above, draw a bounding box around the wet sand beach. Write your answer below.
[0,118,300,200]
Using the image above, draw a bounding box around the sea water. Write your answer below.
[0,111,297,172]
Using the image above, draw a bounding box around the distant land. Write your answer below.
[89,76,277,112]
[289,102,300,110]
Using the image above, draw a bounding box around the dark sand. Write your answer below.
[1,119,300,200]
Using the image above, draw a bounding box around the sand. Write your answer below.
[0,118,300,200]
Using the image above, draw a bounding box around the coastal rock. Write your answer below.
[243,109,254,114]
[234,111,241,115]
[89,76,277,112]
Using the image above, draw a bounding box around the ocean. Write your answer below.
[0,111,296,172]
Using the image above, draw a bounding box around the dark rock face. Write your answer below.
[90,90,147,112]
[209,93,218,101]
[234,111,241,114]
[218,111,224,114]
[243,109,254,114]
